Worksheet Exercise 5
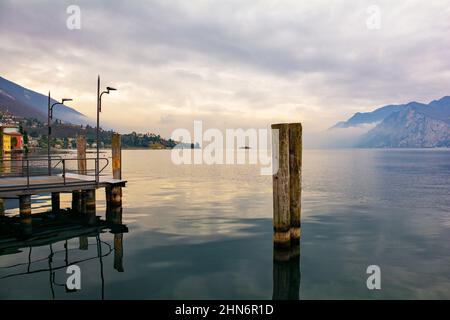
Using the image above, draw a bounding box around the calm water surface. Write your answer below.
[0,149,449,299]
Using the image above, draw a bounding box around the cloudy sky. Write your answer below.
[1,0,449,137]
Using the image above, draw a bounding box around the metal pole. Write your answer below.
[47,91,51,176]
[96,75,100,183]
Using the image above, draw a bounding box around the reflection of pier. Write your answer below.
[0,205,127,299]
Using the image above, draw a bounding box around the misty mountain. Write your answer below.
[331,102,422,129]
[0,76,91,125]
[331,96,450,148]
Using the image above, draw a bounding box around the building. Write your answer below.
[0,125,24,154]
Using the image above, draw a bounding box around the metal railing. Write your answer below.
[0,156,110,190]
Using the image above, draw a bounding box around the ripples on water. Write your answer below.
[0,149,449,299]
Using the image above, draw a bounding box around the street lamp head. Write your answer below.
[62,98,73,103]
[106,87,117,93]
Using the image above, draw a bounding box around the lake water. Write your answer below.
[0,149,449,299]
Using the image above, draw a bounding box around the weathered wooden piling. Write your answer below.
[289,123,302,245]
[112,133,122,180]
[271,123,291,248]
[106,133,122,208]
[51,192,60,214]
[77,135,87,174]
[271,122,302,249]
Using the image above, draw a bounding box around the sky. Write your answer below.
[1,0,450,137]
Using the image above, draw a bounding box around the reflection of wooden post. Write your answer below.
[271,123,290,248]
[79,236,89,250]
[272,249,300,300]
[114,233,124,272]
[289,123,302,245]
[51,192,60,214]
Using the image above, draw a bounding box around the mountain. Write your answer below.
[331,96,450,148]
[331,103,420,129]
[0,76,91,125]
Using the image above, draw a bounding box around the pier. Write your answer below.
[0,133,126,220]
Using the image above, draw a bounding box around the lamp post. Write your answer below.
[47,92,73,175]
[96,75,117,183]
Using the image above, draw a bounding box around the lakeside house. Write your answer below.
[0,125,24,154]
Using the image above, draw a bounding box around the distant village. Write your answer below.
[0,110,179,154]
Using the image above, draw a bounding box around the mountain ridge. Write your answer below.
[0,76,91,125]
[331,96,450,148]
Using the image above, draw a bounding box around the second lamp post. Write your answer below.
[96,75,116,182]
[47,92,72,175]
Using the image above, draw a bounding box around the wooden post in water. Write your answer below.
[289,123,302,245]
[272,122,302,300]
[106,133,122,209]
[271,123,291,248]
[112,133,122,180]
[77,135,87,175]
